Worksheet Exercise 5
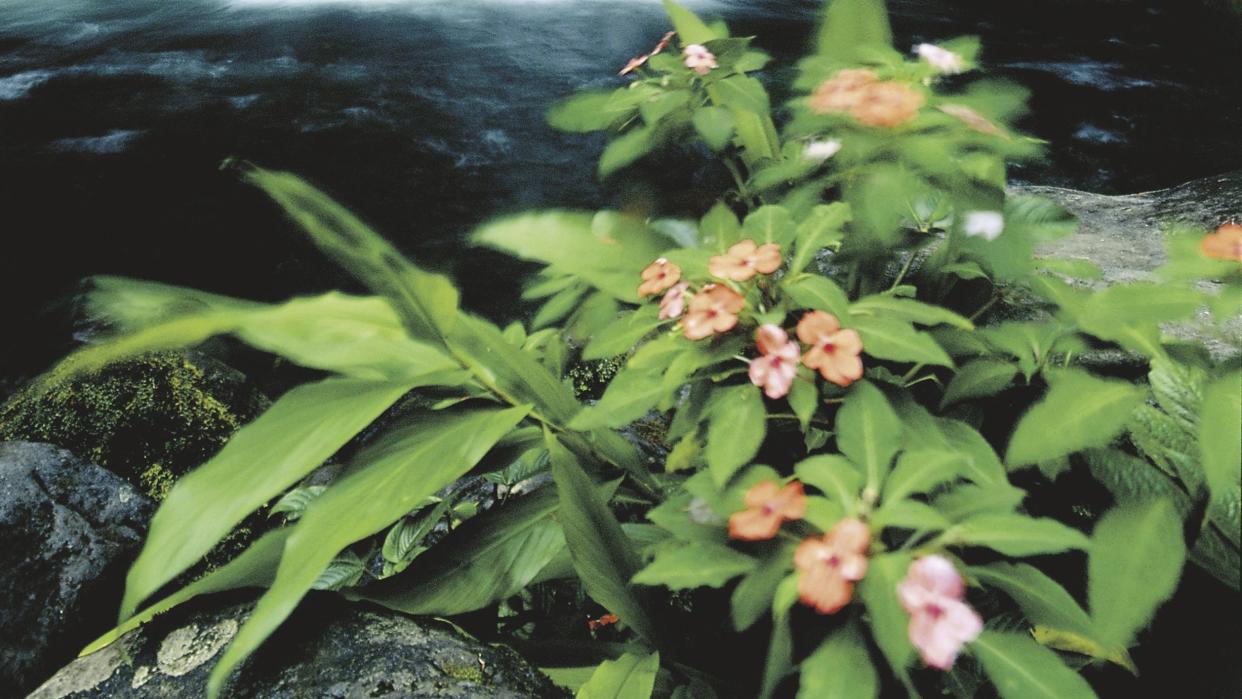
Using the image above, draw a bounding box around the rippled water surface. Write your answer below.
[1,0,1240,386]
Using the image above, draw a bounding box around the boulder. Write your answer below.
[28,594,566,699]
[0,442,154,695]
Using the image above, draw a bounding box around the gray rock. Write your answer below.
[0,442,155,695]
[28,594,565,699]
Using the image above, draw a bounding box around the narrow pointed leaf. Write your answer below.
[973,631,1097,699]
[837,380,902,492]
[577,651,659,699]
[1006,370,1144,468]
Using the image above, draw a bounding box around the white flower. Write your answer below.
[683,44,718,75]
[803,139,843,163]
[687,497,723,525]
[916,43,965,75]
[963,211,1004,241]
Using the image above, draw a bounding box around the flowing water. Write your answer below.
[1,0,1240,389]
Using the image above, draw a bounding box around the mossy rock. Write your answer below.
[0,351,269,500]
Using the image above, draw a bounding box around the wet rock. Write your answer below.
[28,594,565,699]
[0,442,154,695]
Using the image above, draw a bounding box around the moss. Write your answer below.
[567,356,623,400]
[439,661,486,684]
[0,351,268,500]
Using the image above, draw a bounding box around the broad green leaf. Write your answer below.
[663,0,716,44]
[795,454,863,509]
[121,378,413,619]
[699,201,742,252]
[578,651,659,699]
[938,420,1008,485]
[548,433,660,645]
[789,203,850,275]
[639,90,691,125]
[1200,371,1242,529]
[837,380,902,492]
[1089,500,1186,649]
[941,360,1019,407]
[731,545,793,631]
[872,499,950,531]
[743,206,796,246]
[731,108,778,162]
[817,0,893,61]
[600,126,657,178]
[934,483,1026,521]
[784,275,850,319]
[646,491,719,543]
[243,167,458,342]
[969,562,1094,638]
[206,407,529,697]
[955,514,1089,557]
[788,378,818,431]
[1005,370,1144,467]
[548,90,618,132]
[760,576,799,699]
[473,211,664,303]
[713,75,770,114]
[851,315,954,367]
[570,369,666,430]
[798,622,878,699]
[693,106,736,151]
[858,552,915,677]
[706,385,767,486]
[633,541,757,590]
[583,307,665,360]
[883,449,964,504]
[351,488,563,615]
[973,631,1097,699]
[82,528,291,656]
[850,296,974,330]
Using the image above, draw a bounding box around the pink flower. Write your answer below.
[916,43,965,74]
[748,325,801,399]
[682,283,744,340]
[659,281,690,320]
[683,44,718,75]
[709,239,783,282]
[794,518,871,614]
[638,257,682,297]
[728,480,807,541]
[897,555,983,670]
[796,311,864,387]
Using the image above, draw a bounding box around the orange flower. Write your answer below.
[850,81,924,128]
[682,283,744,340]
[709,240,782,281]
[728,480,807,541]
[638,257,682,297]
[809,68,879,114]
[1201,223,1242,262]
[796,311,864,387]
[794,517,871,614]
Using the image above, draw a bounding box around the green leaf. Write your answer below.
[941,360,1019,407]
[850,296,974,330]
[713,75,770,114]
[760,575,799,699]
[570,369,666,430]
[973,631,1097,699]
[1200,371,1242,529]
[243,167,458,342]
[817,0,893,62]
[955,513,1089,557]
[548,90,619,132]
[706,385,767,486]
[798,622,878,699]
[82,528,291,656]
[351,488,564,615]
[850,315,954,367]
[872,499,950,532]
[743,205,796,246]
[731,108,778,162]
[600,126,657,178]
[548,433,660,645]
[1005,370,1144,468]
[699,201,742,252]
[662,0,716,44]
[938,420,1008,485]
[693,106,736,151]
[583,307,665,360]
[970,562,1095,638]
[784,275,851,319]
[731,545,793,631]
[1089,500,1187,649]
[206,407,529,697]
[577,651,659,699]
[837,380,902,492]
[633,541,757,590]
[883,449,965,505]
[934,483,1026,522]
[788,378,818,431]
[121,378,413,620]
[795,454,863,509]
[858,552,915,677]
[789,203,850,275]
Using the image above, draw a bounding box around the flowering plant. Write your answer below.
[36,1,1238,698]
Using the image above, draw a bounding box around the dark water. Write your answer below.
[1,0,1240,390]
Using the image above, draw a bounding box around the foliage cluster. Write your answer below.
[35,1,1239,697]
